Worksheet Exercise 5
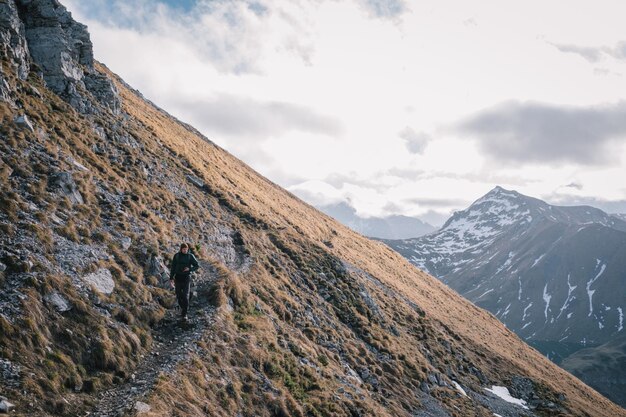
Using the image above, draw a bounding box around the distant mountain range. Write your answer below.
[383,186,626,406]
[612,213,626,222]
[317,202,436,239]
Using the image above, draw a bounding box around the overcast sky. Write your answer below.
[64,0,626,226]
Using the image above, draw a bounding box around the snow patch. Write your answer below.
[522,302,533,322]
[501,303,511,318]
[557,274,577,320]
[587,262,606,317]
[451,380,467,397]
[618,307,624,332]
[542,283,551,321]
[531,253,545,268]
[484,386,528,409]
[478,288,494,299]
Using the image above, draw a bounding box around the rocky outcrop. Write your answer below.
[0,0,30,103]
[16,0,121,113]
[48,171,84,204]
[13,113,33,131]
[0,0,30,80]
[0,0,120,113]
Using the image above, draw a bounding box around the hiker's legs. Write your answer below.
[175,275,191,316]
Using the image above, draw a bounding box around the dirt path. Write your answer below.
[86,260,218,417]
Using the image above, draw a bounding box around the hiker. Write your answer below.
[169,243,200,320]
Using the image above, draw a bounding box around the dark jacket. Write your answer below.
[170,251,199,280]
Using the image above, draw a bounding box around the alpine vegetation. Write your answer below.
[0,1,624,416]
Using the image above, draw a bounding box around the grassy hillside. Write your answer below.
[0,55,623,416]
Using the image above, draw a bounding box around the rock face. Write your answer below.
[0,0,30,80]
[0,0,30,103]
[0,0,120,113]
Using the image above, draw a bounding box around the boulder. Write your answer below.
[48,171,83,204]
[147,254,169,286]
[0,398,15,413]
[120,236,132,250]
[82,268,114,294]
[134,401,151,414]
[44,291,71,312]
[14,114,34,132]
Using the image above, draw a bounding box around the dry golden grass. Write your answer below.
[0,54,621,415]
[106,61,625,417]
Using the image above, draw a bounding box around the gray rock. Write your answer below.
[44,291,71,312]
[0,0,31,81]
[509,375,535,401]
[186,174,205,189]
[0,261,6,272]
[14,114,34,131]
[82,268,115,294]
[120,236,132,250]
[0,359,20,386]
[14,0,120,114]
[0,398,15,413]
[147,254,169,286]
[48,171,83,204]
[0,73,11,103]
[134,401,151,414]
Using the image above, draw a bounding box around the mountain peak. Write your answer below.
[478,186,523,203]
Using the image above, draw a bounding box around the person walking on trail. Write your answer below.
[170,243,200,321]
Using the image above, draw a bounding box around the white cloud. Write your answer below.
[64,0,626,222]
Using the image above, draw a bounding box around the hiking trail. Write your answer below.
[87,260,219,417]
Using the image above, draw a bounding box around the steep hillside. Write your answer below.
[384,187,626,406]
[0,1,623,416]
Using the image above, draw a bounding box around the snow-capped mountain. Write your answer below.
[384,186,626,360]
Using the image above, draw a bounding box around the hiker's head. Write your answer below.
[180,243,189,254]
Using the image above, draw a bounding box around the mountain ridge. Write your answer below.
[384,186,626,407]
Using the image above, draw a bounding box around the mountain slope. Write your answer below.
[384,187,626,351]
[384,186,626,406]
[562,333,626,408]
[0,1,623,416]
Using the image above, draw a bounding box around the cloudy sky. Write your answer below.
[64,0,626,226]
